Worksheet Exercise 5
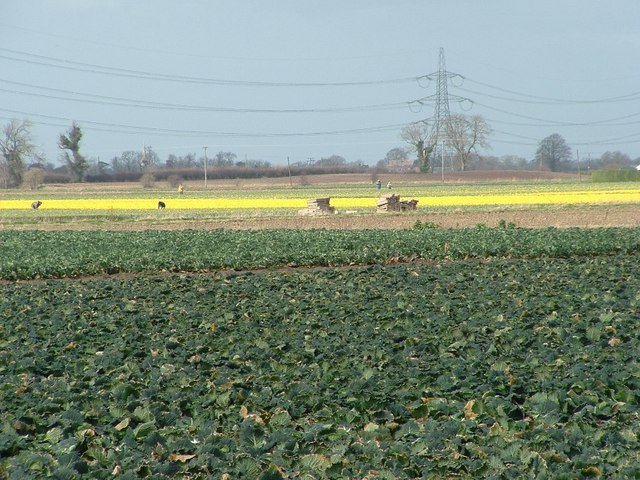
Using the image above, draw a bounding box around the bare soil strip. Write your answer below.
[4,205,638,231]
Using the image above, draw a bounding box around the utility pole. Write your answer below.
[576,149,581,180]
[287,156,292,187]
[441,140,445,183]
[203,146,208,188]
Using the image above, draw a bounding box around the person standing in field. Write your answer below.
[376,179,382,190]
[178,184,184,194]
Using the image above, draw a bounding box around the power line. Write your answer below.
[455,85,640,105]
[573,131,640,146]
[471,100,633,126]
[0,47,423,87]
[3,45,639,157]
[485,137,538,147]
[0,78,429,113]
[460,76,640,104]
[0,107,413,138]
[479,108,640,128]
[0,22,426,63]
[477,109,640,128]
[491,129,541,142]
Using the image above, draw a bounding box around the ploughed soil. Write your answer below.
[18,205,639,232]
[183,207,640,230]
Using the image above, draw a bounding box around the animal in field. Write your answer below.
[158,201,166,209]
[31,201,42,210]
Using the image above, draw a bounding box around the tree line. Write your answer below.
[1,118,638,189]
[0,120,370,188]
[394,116,639,174]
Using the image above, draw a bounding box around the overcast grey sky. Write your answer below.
[1,0,639,166]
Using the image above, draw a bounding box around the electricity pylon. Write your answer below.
[418,48,466,171]
[431,48,453,155]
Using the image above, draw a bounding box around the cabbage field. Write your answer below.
[2,227,640,478]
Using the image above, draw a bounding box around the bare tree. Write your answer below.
[446,114,492,171]
[384,147,408,163]
[596,150,633,170]
[0,163,10,189]
[401,121,432,172]
[316,155,346,166]
[164,153,197,169]
[213,151,237,167]
[535,133,571,172]
[0,119,38,187]
[111,150,143,173]
[140,145,160,169]
[23,167,46,190]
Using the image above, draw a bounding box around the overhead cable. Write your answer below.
[0,47,422,87]
[471,100,640,127]
[461,76,640,104]
[0,78,428,113]
[0,107,413,138]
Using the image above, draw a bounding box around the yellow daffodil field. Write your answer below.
[1,185,640,211]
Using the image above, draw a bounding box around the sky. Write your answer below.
[1,0,639,167]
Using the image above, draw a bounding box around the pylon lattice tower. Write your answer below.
[418,48,466,171]
[431,47,452,155]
